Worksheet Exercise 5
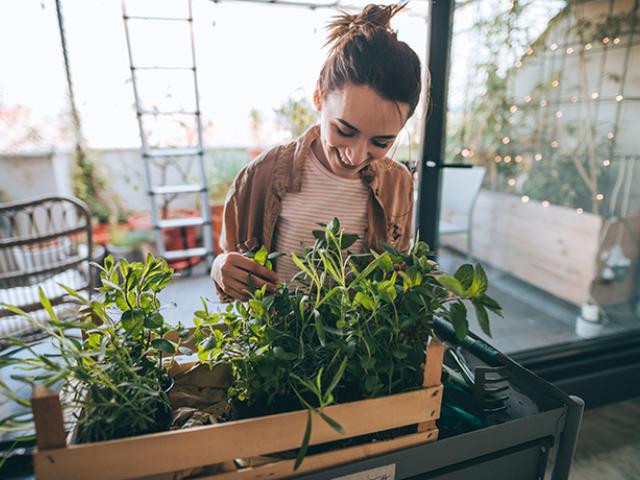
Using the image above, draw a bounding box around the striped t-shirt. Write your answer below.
[274,148,369,283]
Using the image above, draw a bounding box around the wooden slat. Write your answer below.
[34,386,442,480]
[418,339,444,434]
[32,385,66,451]
[205,430,438,480]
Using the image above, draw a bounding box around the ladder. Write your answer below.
[121,0,213,265]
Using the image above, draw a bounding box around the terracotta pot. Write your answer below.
[92,223,111,245]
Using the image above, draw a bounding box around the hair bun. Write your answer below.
[325,2,407,49]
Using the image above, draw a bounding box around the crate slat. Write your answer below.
[34,385,442,480]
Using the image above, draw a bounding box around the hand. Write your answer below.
[211,252,279,301]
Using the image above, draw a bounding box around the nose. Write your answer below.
[345,141,369,166]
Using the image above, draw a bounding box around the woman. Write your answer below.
[212,3,425,300]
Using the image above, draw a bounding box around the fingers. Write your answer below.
[234,255,279,283]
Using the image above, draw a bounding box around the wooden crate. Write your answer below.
[441,190,640,306]
[31,339,445,480]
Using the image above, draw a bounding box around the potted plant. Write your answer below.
[0,254,187,447]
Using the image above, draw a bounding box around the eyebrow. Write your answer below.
[336,118,397,140]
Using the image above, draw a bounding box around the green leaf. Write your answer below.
[454,264,475,290]
[376,278,397,303]
[324,357,348,403]
[438,275,466,296]
[340,233,359,250]
[481,294,503,317]
[319,412,345,434]
[354,292,376,311]
[144,312,164,329]
[267,251,285,260]
[294,410,312,471]
[273,346,297,361]
[468,264,488,297]
[378,252,394,272]
[151,338,176,355]
[38,288,57,322]
[313,310,326,347]
[254,245,269,266]
[450,302,469,341]
[472,300,492,337]
[392,350,407,359]
[121,309,144,336]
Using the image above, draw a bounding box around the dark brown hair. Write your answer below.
[318,3,423,118]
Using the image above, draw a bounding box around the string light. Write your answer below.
[603,159,611,167]
[550,43,558,50]
[508,178,517,186]
[524,95,532,103]
[535,153,543,161]
[540,99,548,107]
[515,155,523,163]
[502,136,511,144]
[576,208,584,214]
[551,140,559,148]
[461,148,470,157]
[602,36,610,44]
[556,111,563,118]
[566,47,574,54]
[526,47,534,55]
[591,92,599,99]
[510,105,518,113]
[515,60,523,68]
[596,193,604,201]
[607,132,615,139]
[552,80,560,87]
[495,155,502,163]
[504,155,512,163]
[613,37,621,45]
[585,43,593,50]
[521,195,530,203]
[542,201,550,208]
[616,95,624,102]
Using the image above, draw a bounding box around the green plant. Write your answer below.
[0,254,189,458]
[274,96,318,138]
[193,218,501,468]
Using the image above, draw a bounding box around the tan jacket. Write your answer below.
[220,123,414,259]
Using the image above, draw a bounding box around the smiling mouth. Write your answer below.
[335,149,358,170]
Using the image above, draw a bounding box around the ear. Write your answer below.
[313,87,323,112]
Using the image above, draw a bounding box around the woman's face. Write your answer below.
[313,84,410,178]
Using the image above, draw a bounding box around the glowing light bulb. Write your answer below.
[556,111,563,118]
[607,132,614,139]
[540,99,548,107]
[534,153,543,161]
[510,105,518,113]
[613,37,620,45]
[616,95,624,102]
[566,47,574,54]
[524,95,532,103]
[576,208,584,214]
[591,92,599,99]
[526,47,534,55]
[602,37,610,44]
[596,193,604,201]
[603,159,611,167]
[461,149,470,157]
[521,196,530,203]
[585,43,592,50]
[552,80,560,87]
[551,140,559,148]
[515,61,523,69]
[550,43,558,50]
[542,201,550,208]
[504,155,512,163]
[502,136,511,145]
[495,155,502,163]
[515,155,523,163]
[508,178,516,186]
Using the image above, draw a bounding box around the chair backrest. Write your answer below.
[0,196,93,318]
[441,166,486,216]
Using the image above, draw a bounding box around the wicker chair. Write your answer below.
[0,196,93,341]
